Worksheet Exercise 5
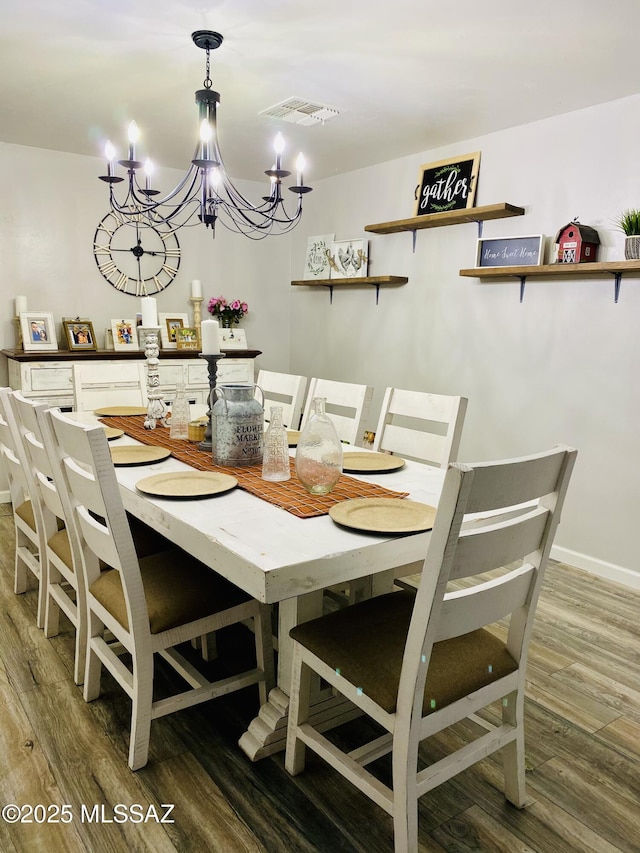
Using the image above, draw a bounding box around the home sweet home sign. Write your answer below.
[413,152,480,216]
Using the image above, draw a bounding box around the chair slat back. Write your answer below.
[399,446,577,717]
[0,387,31,503]
[48,408,148,638]
[301,378,374,446]
[257,370,308,429]
[10,393,64,521]
[72,362,147,412]
[373,387,468,467]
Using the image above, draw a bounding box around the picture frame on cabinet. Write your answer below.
[62,318,98,351]
[303,233,334,280]
[20,312,58,351]
[218,327,247,349]
[327,239,369,279]
[111,319,139,351]
[159,312,189,349]
[476,234,544,268]
[414,151,480,216]
[175,327,199,351]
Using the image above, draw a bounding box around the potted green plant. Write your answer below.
[616,209,640,259]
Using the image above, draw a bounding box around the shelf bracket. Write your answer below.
[610,271,622,303]
[411,230,417,253]
[476,220,484,238]
[328,285,334,304]
[517,275,527,303]
[373,283,381,304]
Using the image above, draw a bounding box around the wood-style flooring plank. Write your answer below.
[431,803,538,852]
[0,663,86,853]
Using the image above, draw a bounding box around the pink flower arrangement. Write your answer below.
[207,296,248,327]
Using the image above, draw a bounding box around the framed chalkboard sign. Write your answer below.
[476,235,544,267]
[413,152,480,216]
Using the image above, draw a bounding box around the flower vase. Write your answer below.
[295,397,343,495]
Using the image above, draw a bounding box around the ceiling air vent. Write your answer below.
[259,98,340,126]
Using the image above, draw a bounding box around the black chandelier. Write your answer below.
[99,30,312,239]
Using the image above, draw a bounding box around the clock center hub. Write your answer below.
[132,244,144,258]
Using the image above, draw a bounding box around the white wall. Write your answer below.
[0,142,292,379]
[290,94,640,586]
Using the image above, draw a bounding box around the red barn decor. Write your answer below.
[554,219,600,263]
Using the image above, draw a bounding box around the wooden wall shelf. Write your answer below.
[291,275,408,304]
[364,202,525,236]
[459,259,640,302]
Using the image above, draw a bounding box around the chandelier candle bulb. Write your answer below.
[127,120,139,161]
[201,319,220,354]
[104,140,115,177]
[141,296,158,327]
[274,133,284,171]
[191,279,202,298]
[295,153,305,187]
[144,158,154,191]
[15,295,28,315]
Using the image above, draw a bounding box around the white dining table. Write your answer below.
[106,425,446,759]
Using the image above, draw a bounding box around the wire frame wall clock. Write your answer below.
[93,211,181,296]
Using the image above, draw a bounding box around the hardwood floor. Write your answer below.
[1,500,639,852]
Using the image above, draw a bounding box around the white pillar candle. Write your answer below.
[191,279,202,298]
[15,295,28,315]
[200,319,220,354]
[140,296,158,327]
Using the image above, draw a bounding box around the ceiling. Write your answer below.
[2,0,640,184]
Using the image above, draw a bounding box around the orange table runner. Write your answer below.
[103,415,409,519]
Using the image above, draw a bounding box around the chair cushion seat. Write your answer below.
[48,528,74,569]
[15,500,65,533]
[290,590,518,715]
[14,499,36,531]
[89,549,251,634]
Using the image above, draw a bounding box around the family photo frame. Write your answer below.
[159,312,189,349]
[110,318,139,351]
[62,318,97,351]
[20,311,58,351]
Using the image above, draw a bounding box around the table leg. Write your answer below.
[238,590,361,761]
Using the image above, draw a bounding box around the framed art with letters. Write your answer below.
[414,152,480,216]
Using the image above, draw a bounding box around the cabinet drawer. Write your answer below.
[28,366,73,393]
[217,360,254,383]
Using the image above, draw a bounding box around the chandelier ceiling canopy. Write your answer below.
[99,30,312,239]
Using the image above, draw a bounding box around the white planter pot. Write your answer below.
[624,235,640,260]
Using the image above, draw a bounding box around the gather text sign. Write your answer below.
[413,152,480,216]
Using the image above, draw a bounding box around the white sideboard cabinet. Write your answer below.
[1,348,262,410]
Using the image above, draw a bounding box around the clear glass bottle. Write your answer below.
[295,397,343,495]
[169,382,190,440]
[262,406,291,481]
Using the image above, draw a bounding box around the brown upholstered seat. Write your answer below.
[91,549,251,635]
[14,499,36,531]
[291,589,517,715]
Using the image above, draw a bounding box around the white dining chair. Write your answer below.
[256,369,308,429]
[72,362,147,411]
[0,386,55,628]
[373,387,468,467]
[47,407,275,770]
[286,445,576,851]
[300,377,374,446]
